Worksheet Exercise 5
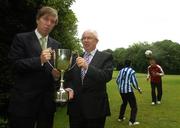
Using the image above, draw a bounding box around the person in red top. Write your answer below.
[147,58,164,105]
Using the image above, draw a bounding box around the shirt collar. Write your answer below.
[35,29,48,41]
[85,49,97,57]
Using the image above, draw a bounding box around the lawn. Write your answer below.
[54,71,180,128]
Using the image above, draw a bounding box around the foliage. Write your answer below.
[112,40,180,74]
[152,40,180,74]
[102,49,113,54]
[0,0,37,88]
[43,0,82,51]
[112,48,126,70]
[0,0,80,93]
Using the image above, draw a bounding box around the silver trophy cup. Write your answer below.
[54,49,72,103]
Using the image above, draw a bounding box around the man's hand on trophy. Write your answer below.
[65,88,74,100]
[51,68,60,81]
[40,48,52,65]
[76,57,88,69]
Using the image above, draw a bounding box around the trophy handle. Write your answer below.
[68,50,79,71]
[52,49,56,67]
[46,49,56,69]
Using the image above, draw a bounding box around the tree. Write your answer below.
[102,49,113,54]
[0,0,80,91]
[152,40,180,74]
[44,0,82,51]
[112,40,180,74]
[126,42,151,72]
[112,48,126,70]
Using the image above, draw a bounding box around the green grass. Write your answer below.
[54,72,180,128]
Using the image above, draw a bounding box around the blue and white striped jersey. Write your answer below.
[116,67,139,93]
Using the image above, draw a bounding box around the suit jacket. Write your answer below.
[8,31,60,117]
[65,50,113,119]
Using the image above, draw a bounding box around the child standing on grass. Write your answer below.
[116,60,142,126]
[147,58,164,105]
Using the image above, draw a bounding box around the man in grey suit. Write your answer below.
[65,30,113,128]
[8,6,60,128]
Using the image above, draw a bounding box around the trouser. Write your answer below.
[151,81,162,102]
[69,115,106,128]
[8,112,54,128]
[119,92,137,123]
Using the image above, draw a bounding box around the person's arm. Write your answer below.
[65,88,74,100]
[63,56,77,100]
[157,65,164,76]
[48,41,62,78]
[64,71,74,100]
[8,34,43,73]
[116,71,121,85]
[86,54,113,83]
[131,72,142,93]
[64,70,74,90]
[147,66,151,81]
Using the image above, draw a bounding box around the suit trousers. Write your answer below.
[151,81,162,102]
[8,110,54,128]
[69,115,106,128]
[119,92,137,123]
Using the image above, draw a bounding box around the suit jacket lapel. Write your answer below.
[89,50,100,67]
[47,37,53,48]
[32,32,54,54]
[31,32,42,55]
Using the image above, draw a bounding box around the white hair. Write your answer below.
[82,29,99,41]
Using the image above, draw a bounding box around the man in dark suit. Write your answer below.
[65,30,113,128]
[8,6,60,128]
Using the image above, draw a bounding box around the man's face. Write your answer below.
[81,32,98,52]
[150,59,156,65]
[36,14,57,36]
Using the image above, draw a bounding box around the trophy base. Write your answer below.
[56,88,68,103]
[55,99,68,103]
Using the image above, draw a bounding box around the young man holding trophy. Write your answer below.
[65,30,114,128]
[8,6,60,128]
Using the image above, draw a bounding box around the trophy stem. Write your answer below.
[56,69,68,103]
[60,70,65,89]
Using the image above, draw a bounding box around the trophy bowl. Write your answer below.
[54,49,72,103]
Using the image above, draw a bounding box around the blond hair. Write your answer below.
[36,6,58,25]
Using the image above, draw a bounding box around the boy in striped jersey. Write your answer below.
[116,60,142,126]
[147,58,164,105]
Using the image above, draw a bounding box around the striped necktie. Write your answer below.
[40,37,46,50]
[81,53,91,80]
